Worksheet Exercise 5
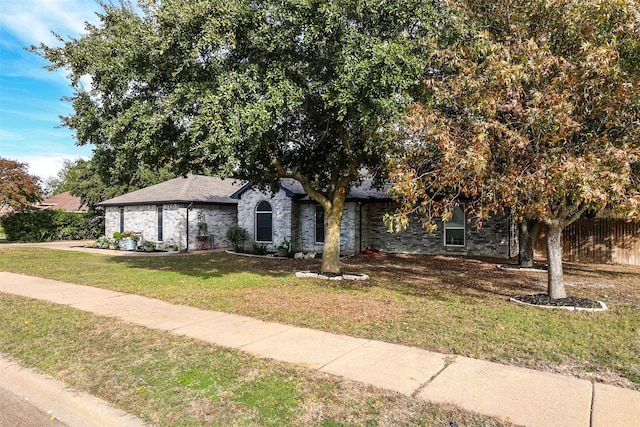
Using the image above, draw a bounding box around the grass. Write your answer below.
[0,247,639,392]
[0,294,508,426]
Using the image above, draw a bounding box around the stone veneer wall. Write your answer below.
[296,202,359,255]
[361,202,512,258]
[104,203,237,250]
[237,188,293,251]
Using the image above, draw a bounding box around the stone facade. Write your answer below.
[237,188,294,251]
[295,202,359,255]
[104,203,237,250]
[237,188,361,255]
[361,202,513,258]
[105,181,514,258]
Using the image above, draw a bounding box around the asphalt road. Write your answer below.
[0,387,67,427]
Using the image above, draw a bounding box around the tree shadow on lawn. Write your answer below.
[104,251,627,305]
[104,251,323,282]
[341,253,545,301]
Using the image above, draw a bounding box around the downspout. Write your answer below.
[186,202,194,252]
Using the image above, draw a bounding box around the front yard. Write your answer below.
[1,247,638,393]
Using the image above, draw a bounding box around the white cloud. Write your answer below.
[19,153,90,180]
[0,0,101,48]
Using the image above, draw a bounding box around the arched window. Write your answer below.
[444,206,465,246]
[255,201,273,242]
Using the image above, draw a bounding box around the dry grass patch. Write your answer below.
[1,247,638,391]
[0,294,509,426]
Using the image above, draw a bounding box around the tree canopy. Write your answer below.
[0,158,42,210]
[387,0,640,298]
[35,0,445,272]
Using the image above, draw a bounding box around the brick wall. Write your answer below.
[361,202,512,258]
[296,202,358,255]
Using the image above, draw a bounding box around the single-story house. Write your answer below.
[99,174,517,256]
[36,192,88,213]
[98,175,245,250]
[232,178,517,258]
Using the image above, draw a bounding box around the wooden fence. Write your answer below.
[534,219,640,265]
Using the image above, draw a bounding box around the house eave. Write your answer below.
[98,200,238,207]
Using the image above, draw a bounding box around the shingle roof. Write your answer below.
[232,178,392,202]
[37,192,88,212]
[98,175,245,206]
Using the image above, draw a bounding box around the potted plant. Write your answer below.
[197,221,208,236]
[108,238,118,250]
[120,230,138,251]
[97,236,109,249]
[164,243,179,252]
[276,237,290,257]
[143,240,156,252]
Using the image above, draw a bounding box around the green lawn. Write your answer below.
[1,294,506,426]
[1,247,639,393]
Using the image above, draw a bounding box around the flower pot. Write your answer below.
[122,237,135,251]
[277,247,288,257]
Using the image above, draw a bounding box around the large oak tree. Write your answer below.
[387,0,640,298]
[35,0,443,272]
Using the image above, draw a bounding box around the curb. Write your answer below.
[0,356,148,427]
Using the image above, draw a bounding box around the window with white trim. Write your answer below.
[315,205,325,243]
[255,201,273,242]
[444,206,465,246]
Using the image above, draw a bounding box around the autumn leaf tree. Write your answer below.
[387,0,640,298]
[0,158,42,210]
[34,0,444,273]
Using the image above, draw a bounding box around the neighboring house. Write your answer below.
[232,179,517,258]
[36,192,88,213]
[98,175,244,250]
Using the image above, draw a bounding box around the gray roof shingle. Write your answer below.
[98,175,245,206]
[232,178,392,202]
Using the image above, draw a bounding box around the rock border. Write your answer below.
[497,264,547,273]
[295,271,370,281]
[509,296,608,312]
[225,250,288,259]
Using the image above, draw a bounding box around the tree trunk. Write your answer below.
[518,219,540,267]
[545,221,566,299]
[320,194,345,274]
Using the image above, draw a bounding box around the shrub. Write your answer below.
[226,226,248,252]
[0,211,104,242]
[252,243,268,255]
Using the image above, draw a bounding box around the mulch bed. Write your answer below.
[511,293,605,310]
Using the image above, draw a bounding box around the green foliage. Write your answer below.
[0,211,103,242]
[33,0,447,272]
[252,243,268,255]
[226,226,248,252]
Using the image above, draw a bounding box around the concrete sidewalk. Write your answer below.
[1,272,638,427]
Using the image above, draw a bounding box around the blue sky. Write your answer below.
[0,0,103,180]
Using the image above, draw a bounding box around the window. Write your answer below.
[157,206,163,241]
[444,206,465,246]
[315,205,325,243]
[119,207,125,233]
[255,201,273,242]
